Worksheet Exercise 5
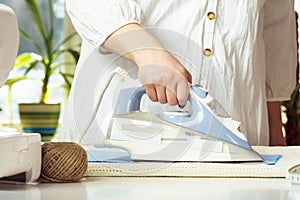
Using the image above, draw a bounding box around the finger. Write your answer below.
[179,67,192,84]
[144,84,158,102]
[155,84,167,104]
[176,81,189,107]
[166,88,178,106]
[186,70,192,83]
[174,63,192,84]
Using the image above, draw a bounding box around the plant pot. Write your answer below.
[18,103,61,141]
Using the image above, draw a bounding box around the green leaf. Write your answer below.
[24,0,48,52]
[19,28,45,56]
[47,0,54,51]
[24,60,40,75]
[49,62,62,70]
[54,49,80,63]
[60,72,74,78]
[54,32,79,51]
[59,71,72,89]
[66,49,80,63]
[4,76,28,86]
[14,53,42,69]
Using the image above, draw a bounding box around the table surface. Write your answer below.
[0,177,300,200]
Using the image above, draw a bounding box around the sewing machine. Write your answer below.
[0,131,41,183]
[0,4,41,183]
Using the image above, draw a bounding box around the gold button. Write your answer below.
[207,12,216,20]
[203,49,213,56]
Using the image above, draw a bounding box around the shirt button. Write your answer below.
[203,49,213,56]
[207,12,216,20]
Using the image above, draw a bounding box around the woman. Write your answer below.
[60,0,297,146]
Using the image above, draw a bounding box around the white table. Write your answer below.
[0,177,300,200]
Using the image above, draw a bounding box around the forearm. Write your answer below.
[103,23,165,65]
[102,23,191,107]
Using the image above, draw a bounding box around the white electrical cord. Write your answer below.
[78,66,128,143]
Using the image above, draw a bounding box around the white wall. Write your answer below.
[296,1,300,13]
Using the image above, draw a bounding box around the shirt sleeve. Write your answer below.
[263,0,297,101]
[66,0,143,52]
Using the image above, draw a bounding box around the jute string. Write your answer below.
[39,142,88,183]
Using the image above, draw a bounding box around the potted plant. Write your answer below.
[5,0,80,141]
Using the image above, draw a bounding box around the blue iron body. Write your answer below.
[114,85,251,151]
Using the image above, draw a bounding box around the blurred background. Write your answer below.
[0,0,78,125]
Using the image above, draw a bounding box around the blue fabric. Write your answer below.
[86,147,283,165]
[87,147,131,163]
[261,154,282,165]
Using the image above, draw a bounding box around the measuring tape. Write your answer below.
[289,164,300,185]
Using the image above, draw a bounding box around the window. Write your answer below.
[0,0,67,124]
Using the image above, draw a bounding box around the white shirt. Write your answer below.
[60,0,297,145]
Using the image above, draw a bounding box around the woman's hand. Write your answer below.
[133,49,191,107]
[103,23,192,107]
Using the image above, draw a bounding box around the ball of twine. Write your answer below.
[40,142,88,183]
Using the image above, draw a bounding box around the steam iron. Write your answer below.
[98,82,263,162]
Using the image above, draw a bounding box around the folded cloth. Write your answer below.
[261,154,282,165]
[86,149,282,165]
[86,146,131,163]
[86,146,300,178]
